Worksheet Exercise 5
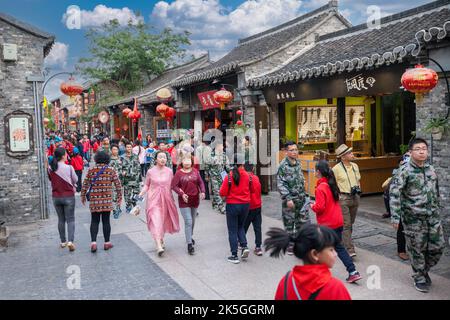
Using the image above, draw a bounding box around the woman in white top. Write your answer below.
[132,139,146,178]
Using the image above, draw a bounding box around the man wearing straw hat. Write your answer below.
[332,144,362,258]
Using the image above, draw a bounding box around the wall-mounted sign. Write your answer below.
[345,74,376,93]
[98,110,110,124]
[4,111,34,159]
[157,129,172,138]
[265,63,406,103]
[197,90,220,110]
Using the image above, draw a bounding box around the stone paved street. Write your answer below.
[1,192,450,300]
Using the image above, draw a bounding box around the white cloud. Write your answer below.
[151,0,304,60]
[45,42,69,68]
[62,4,143,29]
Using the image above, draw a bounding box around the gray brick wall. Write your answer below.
[0,19,47,224]
[415,79,450,244]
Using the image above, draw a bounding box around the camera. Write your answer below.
[351,186,362,196]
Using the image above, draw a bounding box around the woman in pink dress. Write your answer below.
[139,151,180,256]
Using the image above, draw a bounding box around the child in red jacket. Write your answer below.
[310,160,362,283]
[265,223,352,300]
[70,147,84,193]
[243,164,263,256]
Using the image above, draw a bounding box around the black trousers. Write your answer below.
[75,170,83,192]
[199,170,210,200]
[397,219,406,253]
[90,212,111,242]
[244,208,262,248]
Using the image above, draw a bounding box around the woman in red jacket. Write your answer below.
[310,160,362,283]
[265,223,352,300]
[220,157,254,264]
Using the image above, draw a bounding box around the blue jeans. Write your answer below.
[53,197,76,243]
[334,227,356,274]
[226,203,250,256]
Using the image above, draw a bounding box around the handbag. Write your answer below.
[85,165,108,201]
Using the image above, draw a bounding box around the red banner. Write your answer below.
[197,90,219,110]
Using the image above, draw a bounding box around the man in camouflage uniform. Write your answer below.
[153,142,172,169]
[110,144,123,219]
[205,142,232,215]
[390,138,445,293]
[121,142,141,213]
[277,141,307,254]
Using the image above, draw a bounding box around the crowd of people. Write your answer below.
[45,129,445,298]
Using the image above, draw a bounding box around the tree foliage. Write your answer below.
[77,18,191,94]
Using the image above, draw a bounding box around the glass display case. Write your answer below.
[296,106,337,145]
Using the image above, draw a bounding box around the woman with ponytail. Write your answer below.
[310,160,362,283]
[264,224,351,300]
[219,155,254,264]
[47,147,78,251]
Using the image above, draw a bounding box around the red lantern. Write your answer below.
[128,98,141,122]
[115,128,121,133]
[122,107,132,116]
[123,123,129,131]
[236,120,243,126]
[214,87,233,104]
[69,120,77,126]
[401,64,438,94]
[156,103,169,117]
[60,77,84,97]
[236,110,243,116]
[166,107,176,119]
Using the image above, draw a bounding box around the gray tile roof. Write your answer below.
[248,0,450,88]
[172,1,351,88]
[103,54,211,107]
[0,11,55,57]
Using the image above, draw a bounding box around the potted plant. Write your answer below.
[424,118,449,140]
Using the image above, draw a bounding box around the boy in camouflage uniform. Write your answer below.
[121,142,141,213]
[110,145,123,218]
[390,138,445,293]
[153,142,172,169]
[277,141,307,254]
[205,143,232,215]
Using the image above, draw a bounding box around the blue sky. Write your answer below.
[0,0,432,99]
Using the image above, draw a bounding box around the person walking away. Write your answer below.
[310,160,362,283]
[332,144,362,258]
[243,163,263,256]
[110,144,124,219]
[81,151,122,252]
[265,224,352,300]
[70,147,84,194]
[139,151,180,256]
[121,142,141,214]
[205,142,232,215]
[133,139,146,179]
[171,155,206,255]
[219,158,254,264]
[383,155,410,260]
[47,147,78,251]
[81,135,91,167]
[276,141,307,255]
[389,138,445,293]
[195,141,211,200]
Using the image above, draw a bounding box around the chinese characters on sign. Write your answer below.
[9,117,30,152]
[276,92,296,101]
[197,91,220,110]
[345,74,376,92]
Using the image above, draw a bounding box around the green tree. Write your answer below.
[77,18,190,95]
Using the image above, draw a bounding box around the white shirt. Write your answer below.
[132,146,146,164]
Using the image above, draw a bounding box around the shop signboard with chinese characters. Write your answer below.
[264,63,407,103]
[197,90,220,110]
[4,111,34,159]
